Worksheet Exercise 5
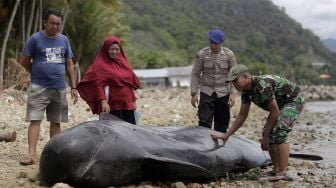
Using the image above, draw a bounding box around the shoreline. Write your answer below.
[0,87,335,187]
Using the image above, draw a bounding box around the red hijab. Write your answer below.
[77,36,140,113]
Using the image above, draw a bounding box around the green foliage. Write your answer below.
[122,0,336,84]
[45,0,128,73]
[291,56,320,84]
[1,0,336,85]
[248,62,269,75]
[127,48,186,69]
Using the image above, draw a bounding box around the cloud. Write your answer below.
[272,0,336,39]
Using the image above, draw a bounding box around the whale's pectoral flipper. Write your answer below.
[196,139,225,152]
[143,154,211,180]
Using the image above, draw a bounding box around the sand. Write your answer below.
[0,87,335,188]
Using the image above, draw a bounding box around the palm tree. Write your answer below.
[47,0,127,81]
[65,0,124,72]
[62,0,127,78]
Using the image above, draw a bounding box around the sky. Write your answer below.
[271,0,336,40]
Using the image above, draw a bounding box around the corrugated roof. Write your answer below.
[134,65,192,78]
[167,65,192,76]
[134,68,168,78]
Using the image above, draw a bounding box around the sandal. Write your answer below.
[19,158,36,166]
[260,170,276,177]
[268,172,292,181]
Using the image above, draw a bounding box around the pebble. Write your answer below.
[302,161,315,168]
[52,182,73,188]
[1,87,336,187]
[17,171,27,178]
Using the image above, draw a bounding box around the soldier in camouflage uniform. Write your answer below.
[211,64,304,181]
[190,29,236,133]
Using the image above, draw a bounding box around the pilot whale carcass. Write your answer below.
[40,113,271,187]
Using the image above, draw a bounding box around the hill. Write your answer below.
[322,38,336,53]
[121,0,336,84]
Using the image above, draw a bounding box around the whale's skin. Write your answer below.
[40,113,271,187]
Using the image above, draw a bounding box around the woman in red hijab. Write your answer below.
[77,36,141,124]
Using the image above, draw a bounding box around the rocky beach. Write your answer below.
[0,86,335,188]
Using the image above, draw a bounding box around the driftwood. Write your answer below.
[4,58,29,91]
[0,131,16,142]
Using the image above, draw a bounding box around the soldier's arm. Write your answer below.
[263,99,281,137]
[228,50,237,94]
[190,53,203,96]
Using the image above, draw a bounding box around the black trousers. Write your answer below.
[198,92,230,133]
[110,110,136,125]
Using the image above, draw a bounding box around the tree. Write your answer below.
[0,0,21,90]
[26,0,36,39]
[61,0,127,76]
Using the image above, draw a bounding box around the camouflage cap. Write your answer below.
[226,64,249,82]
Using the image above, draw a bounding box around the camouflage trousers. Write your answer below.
[264,93,305,144]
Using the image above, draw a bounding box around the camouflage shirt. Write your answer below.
[241,75,301,110]
[190,46,236,97]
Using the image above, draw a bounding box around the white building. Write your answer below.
[311,62,326,68]
[134,65,192,88]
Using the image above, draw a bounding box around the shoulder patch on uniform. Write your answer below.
[222,47,232,52]
[197,47,209,56]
